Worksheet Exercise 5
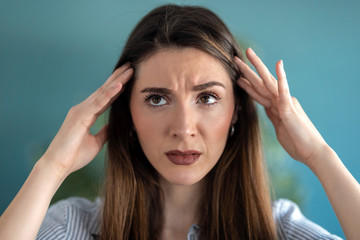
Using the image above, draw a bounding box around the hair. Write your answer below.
[102,4,276,240]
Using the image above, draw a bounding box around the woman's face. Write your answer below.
[130,47,236,185]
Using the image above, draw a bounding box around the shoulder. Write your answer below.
[272,198,343,240]
[37,197,102,240]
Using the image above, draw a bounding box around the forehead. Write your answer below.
[134,47,231,88]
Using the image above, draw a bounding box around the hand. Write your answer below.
[235,48,327,167]
[41,63,133,177]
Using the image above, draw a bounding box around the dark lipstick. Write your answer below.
[165,150,202,165]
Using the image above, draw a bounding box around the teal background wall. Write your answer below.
[1,1,360,238]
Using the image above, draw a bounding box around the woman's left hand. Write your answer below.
[235,48,327,167]
[236,49,360,240]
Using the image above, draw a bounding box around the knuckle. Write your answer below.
[79,116,95,128]
[68,105,79,115]
[291,96,300,106]
[105,87,116,99]
[98,86,105,95]
[93,97,104,108]
[68,104,85,120]
[291,97,302,110]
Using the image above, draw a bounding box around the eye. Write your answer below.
[198,92,220,105]
[145,94,168,107]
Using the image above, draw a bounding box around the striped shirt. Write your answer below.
[36,197,342,240]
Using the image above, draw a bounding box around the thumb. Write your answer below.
[95,124,109,148]
[265,107,280,129]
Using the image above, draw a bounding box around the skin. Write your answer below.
[0,47,359,240]
[130,48,236,186]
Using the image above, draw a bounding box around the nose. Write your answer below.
[169,104,197,138]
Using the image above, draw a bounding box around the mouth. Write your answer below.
[165,150,202,165]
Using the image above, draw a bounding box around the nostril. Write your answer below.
[170,129,196,138]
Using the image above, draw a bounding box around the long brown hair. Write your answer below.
[103,4,276,239]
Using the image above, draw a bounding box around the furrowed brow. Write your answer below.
[140,81,225,94]
[192,81,225,91]
[140,87,172,95]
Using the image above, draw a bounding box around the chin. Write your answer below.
[161,171,206,186]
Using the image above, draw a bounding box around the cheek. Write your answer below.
[193,106,234,175]
[212,117,231,140]
[204,110,233,156]
[135,115,163,144]
[202,104,234,139]
[130,104,165,158]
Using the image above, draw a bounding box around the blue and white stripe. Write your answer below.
[37,197,342,240]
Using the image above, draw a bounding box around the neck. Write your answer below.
[160,177,205,239]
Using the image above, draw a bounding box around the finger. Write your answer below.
[237,77,272,107]
[85,63,132,103]
[87,63,132,101]
[105,62,131,85]
[235,56,275,99]
[94,68,134,116]
[97,63,133,95]
[245,48,279,97]
[84,67,134,116]
[95,80,127,116]
[276,60,293,111]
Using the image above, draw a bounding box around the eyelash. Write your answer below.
[144,91,221,108]
[199,91,221,106]
[144,93,167,108]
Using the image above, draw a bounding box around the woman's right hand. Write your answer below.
[41,63,133,178]
[0,63,133,240]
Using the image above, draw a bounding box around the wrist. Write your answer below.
[35,156,69,187]
[306,144,338,175]
[0,156,69,239]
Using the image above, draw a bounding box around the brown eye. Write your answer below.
[200,96,210,103]
[198,94,217,104]
[147,95,167,106]
[151,96,162,104]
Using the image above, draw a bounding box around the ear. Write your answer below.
[231,104,240,125]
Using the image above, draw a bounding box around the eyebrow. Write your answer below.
[140,81,225,94]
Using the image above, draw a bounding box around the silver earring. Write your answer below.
[230,125,235,136]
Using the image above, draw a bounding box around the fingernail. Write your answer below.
[248,47,256,55]
[280,60,284,69]
[234,56,242,63]
[124,67,133,73]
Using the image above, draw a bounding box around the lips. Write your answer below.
[165,150,202,165]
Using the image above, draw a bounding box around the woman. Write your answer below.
[0,4,359,240]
